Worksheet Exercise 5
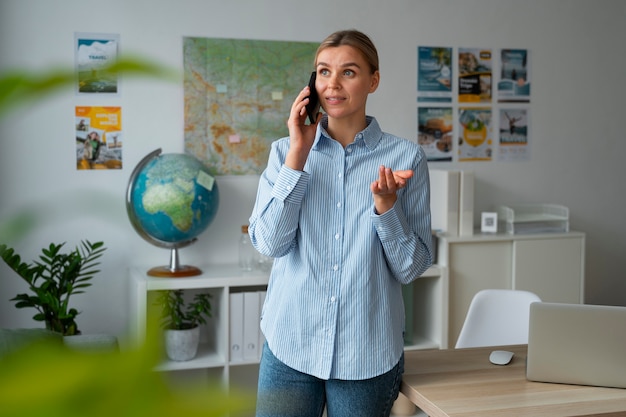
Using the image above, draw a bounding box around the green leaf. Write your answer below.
[0,240,107,335]
[0,57,177,119]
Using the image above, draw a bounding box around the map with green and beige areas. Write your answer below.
[183,37,319,175]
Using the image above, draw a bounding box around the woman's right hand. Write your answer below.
[285,86,321,171]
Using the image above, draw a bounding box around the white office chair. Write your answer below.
[455,289,542,349]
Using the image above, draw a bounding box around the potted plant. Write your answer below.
[154,289,212,361]
[0,240,106,336]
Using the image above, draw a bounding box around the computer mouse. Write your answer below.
[489,350,514,365]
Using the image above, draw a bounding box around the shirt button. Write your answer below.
[333,264,338,271]
[330,296,336,302]
[336,202,341,208]
[285,185,292,191]
[334,233,340,240]
[347,148,353,153]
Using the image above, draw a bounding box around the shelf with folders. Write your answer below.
[129,263,447,386]
[129,265,269,374]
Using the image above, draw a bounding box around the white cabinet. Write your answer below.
[129,263,447,387]
[437,231,585,348]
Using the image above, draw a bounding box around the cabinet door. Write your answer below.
[513,237,584,303]
[447,241,513,347]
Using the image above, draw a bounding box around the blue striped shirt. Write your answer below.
[249,116,433,380]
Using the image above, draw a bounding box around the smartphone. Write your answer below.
[305,71,320,124]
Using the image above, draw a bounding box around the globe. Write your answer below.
[126,149,219,277]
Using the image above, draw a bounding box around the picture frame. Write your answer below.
[481,212,498,233]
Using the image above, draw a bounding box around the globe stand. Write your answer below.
[147,248,202,278]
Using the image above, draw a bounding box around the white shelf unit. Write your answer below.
[129,265,269,388]
[437,231,585,348]
[129,264,447,388]
[403,265,449,350]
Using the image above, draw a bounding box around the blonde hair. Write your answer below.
[315,30,379,74]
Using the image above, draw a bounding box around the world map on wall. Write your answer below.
[183,37,319,175]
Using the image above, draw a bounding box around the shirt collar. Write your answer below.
[314,115,382,151]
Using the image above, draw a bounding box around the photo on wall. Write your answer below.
[418,107,453,162]
[498,108,530,162]
[498,49,531,103]
[74,33,120,95]
[417,46,453,103]
[75,106,123,170]
[458,48,492,104]
[458,107,493,162]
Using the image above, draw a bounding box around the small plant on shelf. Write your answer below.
[155,289,212,330]
[153,289,212,362]
[0,240,106,336]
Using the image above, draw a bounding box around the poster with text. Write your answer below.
[458,107,493,162]
[498,49,531,102]
[458,48,492,103]
[417,46,452,102]
[498,108,530,161]
[418,107,453,161]
[75,106,123,170]
[75,33,120,95]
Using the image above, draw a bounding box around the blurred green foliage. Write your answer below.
[0,55,178,242]
[0,336,255,417]
[0,58,255,416]
[0,56,178,118]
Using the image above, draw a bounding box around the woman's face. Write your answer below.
[315,45,379,123]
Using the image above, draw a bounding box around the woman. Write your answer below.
[249,29,433,417]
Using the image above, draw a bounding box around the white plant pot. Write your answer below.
[63,333,119,352]
[164,326,200,361]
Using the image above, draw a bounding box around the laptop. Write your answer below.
[526,302,626,389]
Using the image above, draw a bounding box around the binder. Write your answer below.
[243,291,260,361]
[229,292,244,362]
[459,170,474,236]
[429,169,460,235]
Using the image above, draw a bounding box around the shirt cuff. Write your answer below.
[372,205,406,242]
[271,165,309,204]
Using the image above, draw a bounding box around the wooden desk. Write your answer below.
[401,345,626,417]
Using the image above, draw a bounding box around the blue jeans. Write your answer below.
[255,342,404,417]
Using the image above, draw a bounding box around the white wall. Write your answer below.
[1,0,625,343]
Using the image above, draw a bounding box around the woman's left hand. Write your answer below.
[370,166,413,214]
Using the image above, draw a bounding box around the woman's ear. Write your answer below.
[369,70,380,93]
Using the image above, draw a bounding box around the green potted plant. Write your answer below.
[154,289,212,361]
[0,240,106,336]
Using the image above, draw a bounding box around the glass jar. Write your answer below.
[238,225,255,272]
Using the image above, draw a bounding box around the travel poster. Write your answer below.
[458,107,493,162]
[75,106,123,170]
[417,46,452,102]
[458,48,492,103]
[498,108,530,162]
[498,49,531,102]
[418,107,453,162]
[75,33,120,94]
